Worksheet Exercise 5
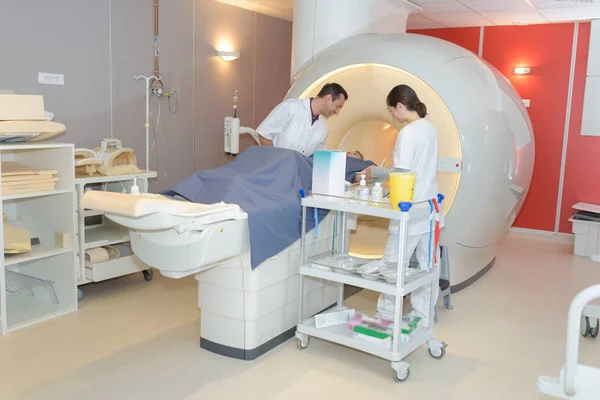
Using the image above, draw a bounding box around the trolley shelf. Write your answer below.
[301,196,432,222]
[297,315,433,362]
[84,224,129,249]
[299,264,439,296]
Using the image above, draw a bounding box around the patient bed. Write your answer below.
[80,147,369,360]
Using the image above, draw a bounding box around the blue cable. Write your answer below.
[428,200,434,269]
[314,208,319,238]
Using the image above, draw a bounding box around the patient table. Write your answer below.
[80,190,341,360]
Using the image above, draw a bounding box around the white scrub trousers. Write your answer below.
[377,232,439,325]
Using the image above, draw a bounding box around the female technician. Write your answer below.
[361,84,444,325]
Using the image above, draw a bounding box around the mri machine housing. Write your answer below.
[80,32,534,361]
[288,33,535,289]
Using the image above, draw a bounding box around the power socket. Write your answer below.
[150,87,164,96]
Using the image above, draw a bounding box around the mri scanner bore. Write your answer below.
[286,33,535,289]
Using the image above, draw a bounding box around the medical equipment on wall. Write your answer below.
[537,285,600,399]
[224,90,262,156]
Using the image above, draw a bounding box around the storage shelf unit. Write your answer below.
[0,143,76,334]
[75,171,157,300]
[295,195,447,381]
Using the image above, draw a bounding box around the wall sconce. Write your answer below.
[514,67,531,75]
[218,51,240,61]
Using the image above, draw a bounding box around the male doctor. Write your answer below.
[256,83,348,156]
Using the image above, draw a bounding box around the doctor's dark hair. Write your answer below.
[386,85,427,118]
[317,83,348,101]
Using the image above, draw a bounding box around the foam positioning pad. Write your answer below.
[0,120,66,142]
[0,94,45,121]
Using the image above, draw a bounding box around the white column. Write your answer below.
[291,0,421,80]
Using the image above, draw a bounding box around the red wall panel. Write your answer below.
[411,23,591,233]
[409,27,481,55]
[481,24,581,231]
[560,23,594,233]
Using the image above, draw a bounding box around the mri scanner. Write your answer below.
[288,32,535,290]
[79,0,534,361]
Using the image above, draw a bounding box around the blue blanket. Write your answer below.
[164,146,375,269]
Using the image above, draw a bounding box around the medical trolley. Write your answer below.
[295,194,447,382]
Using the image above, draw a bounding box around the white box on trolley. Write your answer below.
[312,150,346,198]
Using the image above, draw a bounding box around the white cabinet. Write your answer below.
[0,143,76,333]
[75,172,157,300]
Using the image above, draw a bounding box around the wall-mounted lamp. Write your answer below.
[514,67,531,75]
[218,51,240,61]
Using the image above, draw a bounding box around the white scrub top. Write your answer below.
[390,118,445,235]
[256,98,327,156]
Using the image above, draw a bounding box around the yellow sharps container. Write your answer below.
[389,171,416,210]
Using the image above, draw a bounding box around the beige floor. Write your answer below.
[1,231,599,400]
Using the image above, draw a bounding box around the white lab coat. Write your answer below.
[256,98,327,156]
[378,118,443,324]
[389,118,445,235]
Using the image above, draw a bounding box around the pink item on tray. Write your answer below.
[349,314,393,330]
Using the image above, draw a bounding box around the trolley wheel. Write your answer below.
[393,367,410,382]
[143,269,154,282]
[582,316,591,337]
[429,346,446,359]
[591,321,600,338]
[77,287,84,301]
[297,337,310,350]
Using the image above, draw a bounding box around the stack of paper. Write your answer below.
[1,161,59,196]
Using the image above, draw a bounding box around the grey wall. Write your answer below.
[0,0,292,191]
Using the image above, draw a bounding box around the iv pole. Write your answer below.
[134,74,161,172]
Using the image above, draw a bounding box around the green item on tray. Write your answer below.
[353,323,392,339]
[351,315,422,339]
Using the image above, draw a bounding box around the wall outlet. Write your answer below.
[38,72,64,86]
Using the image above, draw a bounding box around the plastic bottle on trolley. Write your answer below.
[357,174,370,204]
[371,181,383,204]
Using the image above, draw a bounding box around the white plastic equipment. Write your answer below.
[569,202,600,258]
[295,195,447,381]
[224,90,262,156]
[79,190,340,359]
[286,32,535,291]
[537,285,600,399]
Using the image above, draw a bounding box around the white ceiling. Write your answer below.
[214,0,600,28]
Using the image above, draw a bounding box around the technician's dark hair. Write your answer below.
[386,84,427,118]
[317,83,348,101]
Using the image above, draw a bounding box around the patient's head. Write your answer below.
[347,151,364,160]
